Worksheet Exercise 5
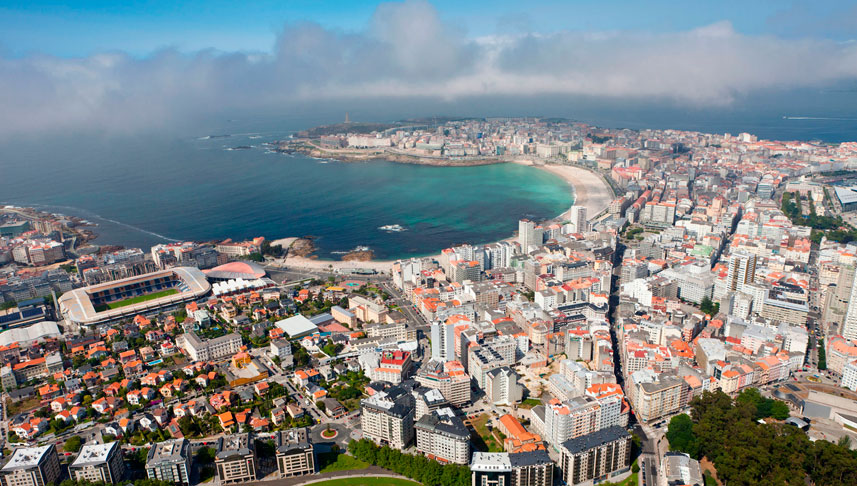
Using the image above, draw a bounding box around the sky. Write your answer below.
[1,0,856,136]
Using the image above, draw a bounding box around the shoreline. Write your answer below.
[277,162,614,273]
[281,140,505,166]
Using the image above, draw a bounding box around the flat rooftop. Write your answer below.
[3,446,53,470]
[71,442,118,467]
[147,439,189,466]
[216,433,253,459]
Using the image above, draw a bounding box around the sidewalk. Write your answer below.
[254,467,411,486]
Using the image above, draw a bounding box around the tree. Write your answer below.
[64,436,82,452]
[666,414,698,458]
[316,401,326,412]
[770,400,791,420]
[699,296,719,315]
[196,446,216,464]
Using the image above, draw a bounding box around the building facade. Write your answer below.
[69,442,125,484]
[360,386,415,450]
[274,428,316,478]
[414,407,470,464]
[0,445,61,486]
[146,439,191,485]
[215,433,257,484]
[559,427,632,486]
[178,332,243,362]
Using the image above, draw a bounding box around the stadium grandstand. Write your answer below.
[58,267,210,327]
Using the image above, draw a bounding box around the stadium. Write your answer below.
[58,267,211,327]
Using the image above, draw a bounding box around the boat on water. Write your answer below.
[379,224,406,232]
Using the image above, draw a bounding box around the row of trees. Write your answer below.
[782,191,857,244]
[666,389,857,485]
[348,439,470,486]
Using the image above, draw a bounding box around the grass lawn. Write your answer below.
[472,413,504,452]
[6,396,40,415]
[519,398,542,409]
[94,288,179,311]
[318,453,370,473]
[308,479,419,486]
[600,472,638,486]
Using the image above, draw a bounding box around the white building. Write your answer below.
[360,386,415,450]
[177,332,242,362]
[414,407,470,464]
[430,320,456,361]
[69,442,125,484]
[484,367,523,406]
[569,206,589,233]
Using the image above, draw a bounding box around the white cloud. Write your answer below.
[1,1,857,136]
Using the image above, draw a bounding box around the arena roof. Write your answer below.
[204,261,266,280]
[0,321,60,347]
[58,267,211,327]
[834,186,857,205]
[275,314,318,339]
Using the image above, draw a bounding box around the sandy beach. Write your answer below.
[277,162,614,273]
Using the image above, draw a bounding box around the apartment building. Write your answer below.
[274,428,316,478]
[177,332,242,362]
[415,360,471,406]
[215,433,257,484]
[485,367,523,406]
[559,427,632,486]
[0,446,61,486]
[414,407,470,464]
[627,370,688,424]
[471,451,554,486]
[365,321,414,341]
[146,439,191,485]
[543,397,599,447]
[360,386,415,450]
[414,387,449,421]
[69,442,125,484]
[372,350,413,385]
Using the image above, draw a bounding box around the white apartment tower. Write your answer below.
[842,268,857,341]
[431,320,456,361]
[569,206,589,233]
[518,220,542,253]
[727,251,757,293]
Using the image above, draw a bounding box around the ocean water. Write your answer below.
[3,96,857,261]
[0,131,573,260]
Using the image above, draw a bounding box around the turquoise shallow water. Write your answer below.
[0,132,573,260]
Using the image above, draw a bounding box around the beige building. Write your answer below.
[330,306,357,327]
[415,360,471,406]
[215,434,257,484]
[627,370,688,424]
[146,439,191,485]
[361,386,415,449]
[348,295,388,323]
[275,428,316,478]
[69,442,125,484]
[365,321,416,341]
[414,408,470,464]
[177,331,242,362]
[559,427,631,486]
[0,445,61,486]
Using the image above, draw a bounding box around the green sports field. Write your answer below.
[94,288,179,312]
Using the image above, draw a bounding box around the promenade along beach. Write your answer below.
[281,162,614,272]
